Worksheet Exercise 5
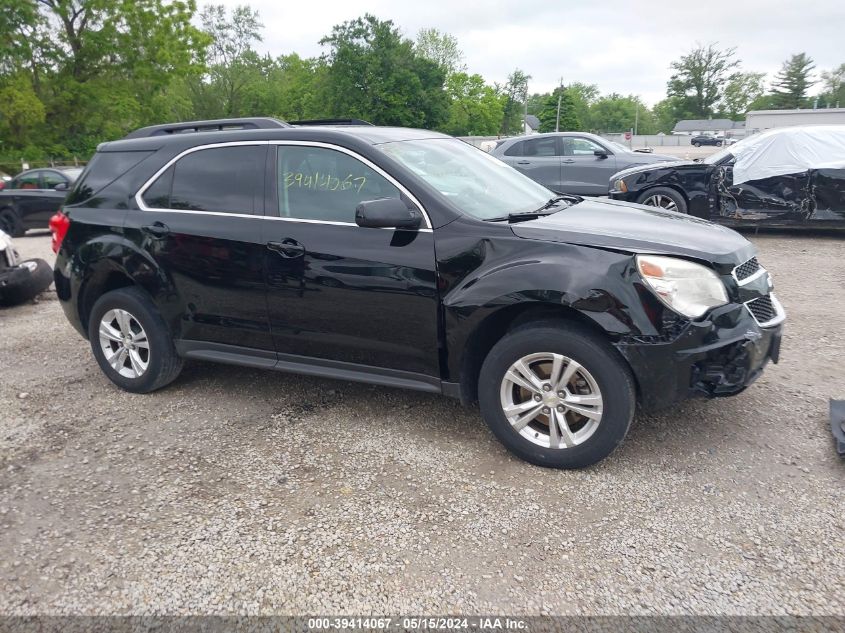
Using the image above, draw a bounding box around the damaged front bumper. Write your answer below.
[617,295,785,411]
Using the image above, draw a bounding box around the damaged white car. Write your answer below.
[0,230,53,306]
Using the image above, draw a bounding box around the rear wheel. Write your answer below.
[478,323,635,469]
[693,142,701,147]
[636,187,688,214]
[88,287,182,393]
[0,208,24,237]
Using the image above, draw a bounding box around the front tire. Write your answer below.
[693,142,701,147]
[636,187,688,214]
[87,287,183,393]
[478,323,635,469]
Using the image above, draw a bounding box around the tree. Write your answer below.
[415,28,465,76]
[319,15,448,128]
[818,63,844,108]
[536,88,579,132]
[500,69,530,135]
[440,73,504,136]
[190,4,263,117]
[566,82,599,130]
[770,53,815,109]
[721,71,766,119]
[589,94,652,134]
[667,43,739,118]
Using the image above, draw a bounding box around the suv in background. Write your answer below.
[491,132,675,195]
[690,135,723,147]
[51,117,784,469]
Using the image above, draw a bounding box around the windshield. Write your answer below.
[377,138,557,220]
[606,140,631,153]
[63,168,83,182]
[703,146,735,165]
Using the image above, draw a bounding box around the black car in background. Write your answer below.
[0,167,82,236]
[51,117,784,469]
[690,135,723,147]
[610,126,845,229]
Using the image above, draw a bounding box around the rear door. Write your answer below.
[7,171,43,229]
[33,170,70,224]
[130,143,274,352]
[561,136,617,196]
[502,137,563,191]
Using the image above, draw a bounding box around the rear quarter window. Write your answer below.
[66,151,153,205]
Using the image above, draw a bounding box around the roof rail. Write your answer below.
[123,117,292,139]
[290,118,374,127]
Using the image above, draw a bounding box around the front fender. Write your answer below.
[436,229,661,381]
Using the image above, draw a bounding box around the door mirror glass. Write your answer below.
[355,198,421,230]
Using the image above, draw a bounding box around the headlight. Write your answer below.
[636,255,728,318]
[613,179,627,192]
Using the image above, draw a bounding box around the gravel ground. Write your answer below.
[0,231,843,616]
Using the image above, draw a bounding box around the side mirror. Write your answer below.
[53,182,68,191]
[594,149,609,159]
[634,147,654,154]
[355,198,422,230]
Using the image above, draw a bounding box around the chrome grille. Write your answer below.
[745,295,776,324]
[734,257,760,281]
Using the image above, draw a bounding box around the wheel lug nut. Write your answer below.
[542,385,551,392]
[542,407,550,414]
[557,405,565,412]
[558,391,565,397]
[533,394,541,402]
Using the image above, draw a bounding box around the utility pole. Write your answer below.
[555,77,563,132]
[523,78,529,133]
[634,101,639,136]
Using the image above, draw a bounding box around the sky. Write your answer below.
[215,0,844,106]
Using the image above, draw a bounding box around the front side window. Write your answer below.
[142,145,264,214]
[276,146,400,223]
[41,171,67,189]
[564,137,606,156]
[378,138,555,221]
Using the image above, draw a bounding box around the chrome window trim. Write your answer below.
[133,139,433,230]
[743,293,786,328]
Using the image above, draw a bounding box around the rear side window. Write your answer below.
[66,151,152,204]
[142,146,264,214]
[523,137,559,157]
[503,141,524,157]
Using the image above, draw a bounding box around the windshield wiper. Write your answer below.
[484,196,578,223]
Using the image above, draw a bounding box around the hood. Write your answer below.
[510,198,754,267]
[612,159,706,180]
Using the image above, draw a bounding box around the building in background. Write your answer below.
[745,108,845,134]
[672,119,745,138]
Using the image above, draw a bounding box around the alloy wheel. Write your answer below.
[98,308,150,379]
[499,352,603,449]
[642,194,678,211]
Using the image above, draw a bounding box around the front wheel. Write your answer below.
[693,142,701,147]
[478,323,635,469]
[0,208,24,237]
[636,187,688,214]
[88,287,183,393]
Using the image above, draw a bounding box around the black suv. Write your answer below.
[51,117,785,469]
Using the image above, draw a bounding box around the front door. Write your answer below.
[561,136,617,196]
[127,144,274,351]
[264,143,440,378]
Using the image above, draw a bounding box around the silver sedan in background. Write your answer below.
[491,132,676,196]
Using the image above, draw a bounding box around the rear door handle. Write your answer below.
[562,159,575,164]
[267,239,305,258]
[516,161,531,165]
[142,222,170,238]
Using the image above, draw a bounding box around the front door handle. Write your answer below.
[142,222,170,238]
[562,159,575,164]
[267,239,305,258]
[516,161,531,165]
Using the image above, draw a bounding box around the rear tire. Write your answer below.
[0,208,24,237]
[478,322,635,469]
[88,287,183,393]
[636,186,688,214]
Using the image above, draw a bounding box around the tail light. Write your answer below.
[49,210,70,253]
